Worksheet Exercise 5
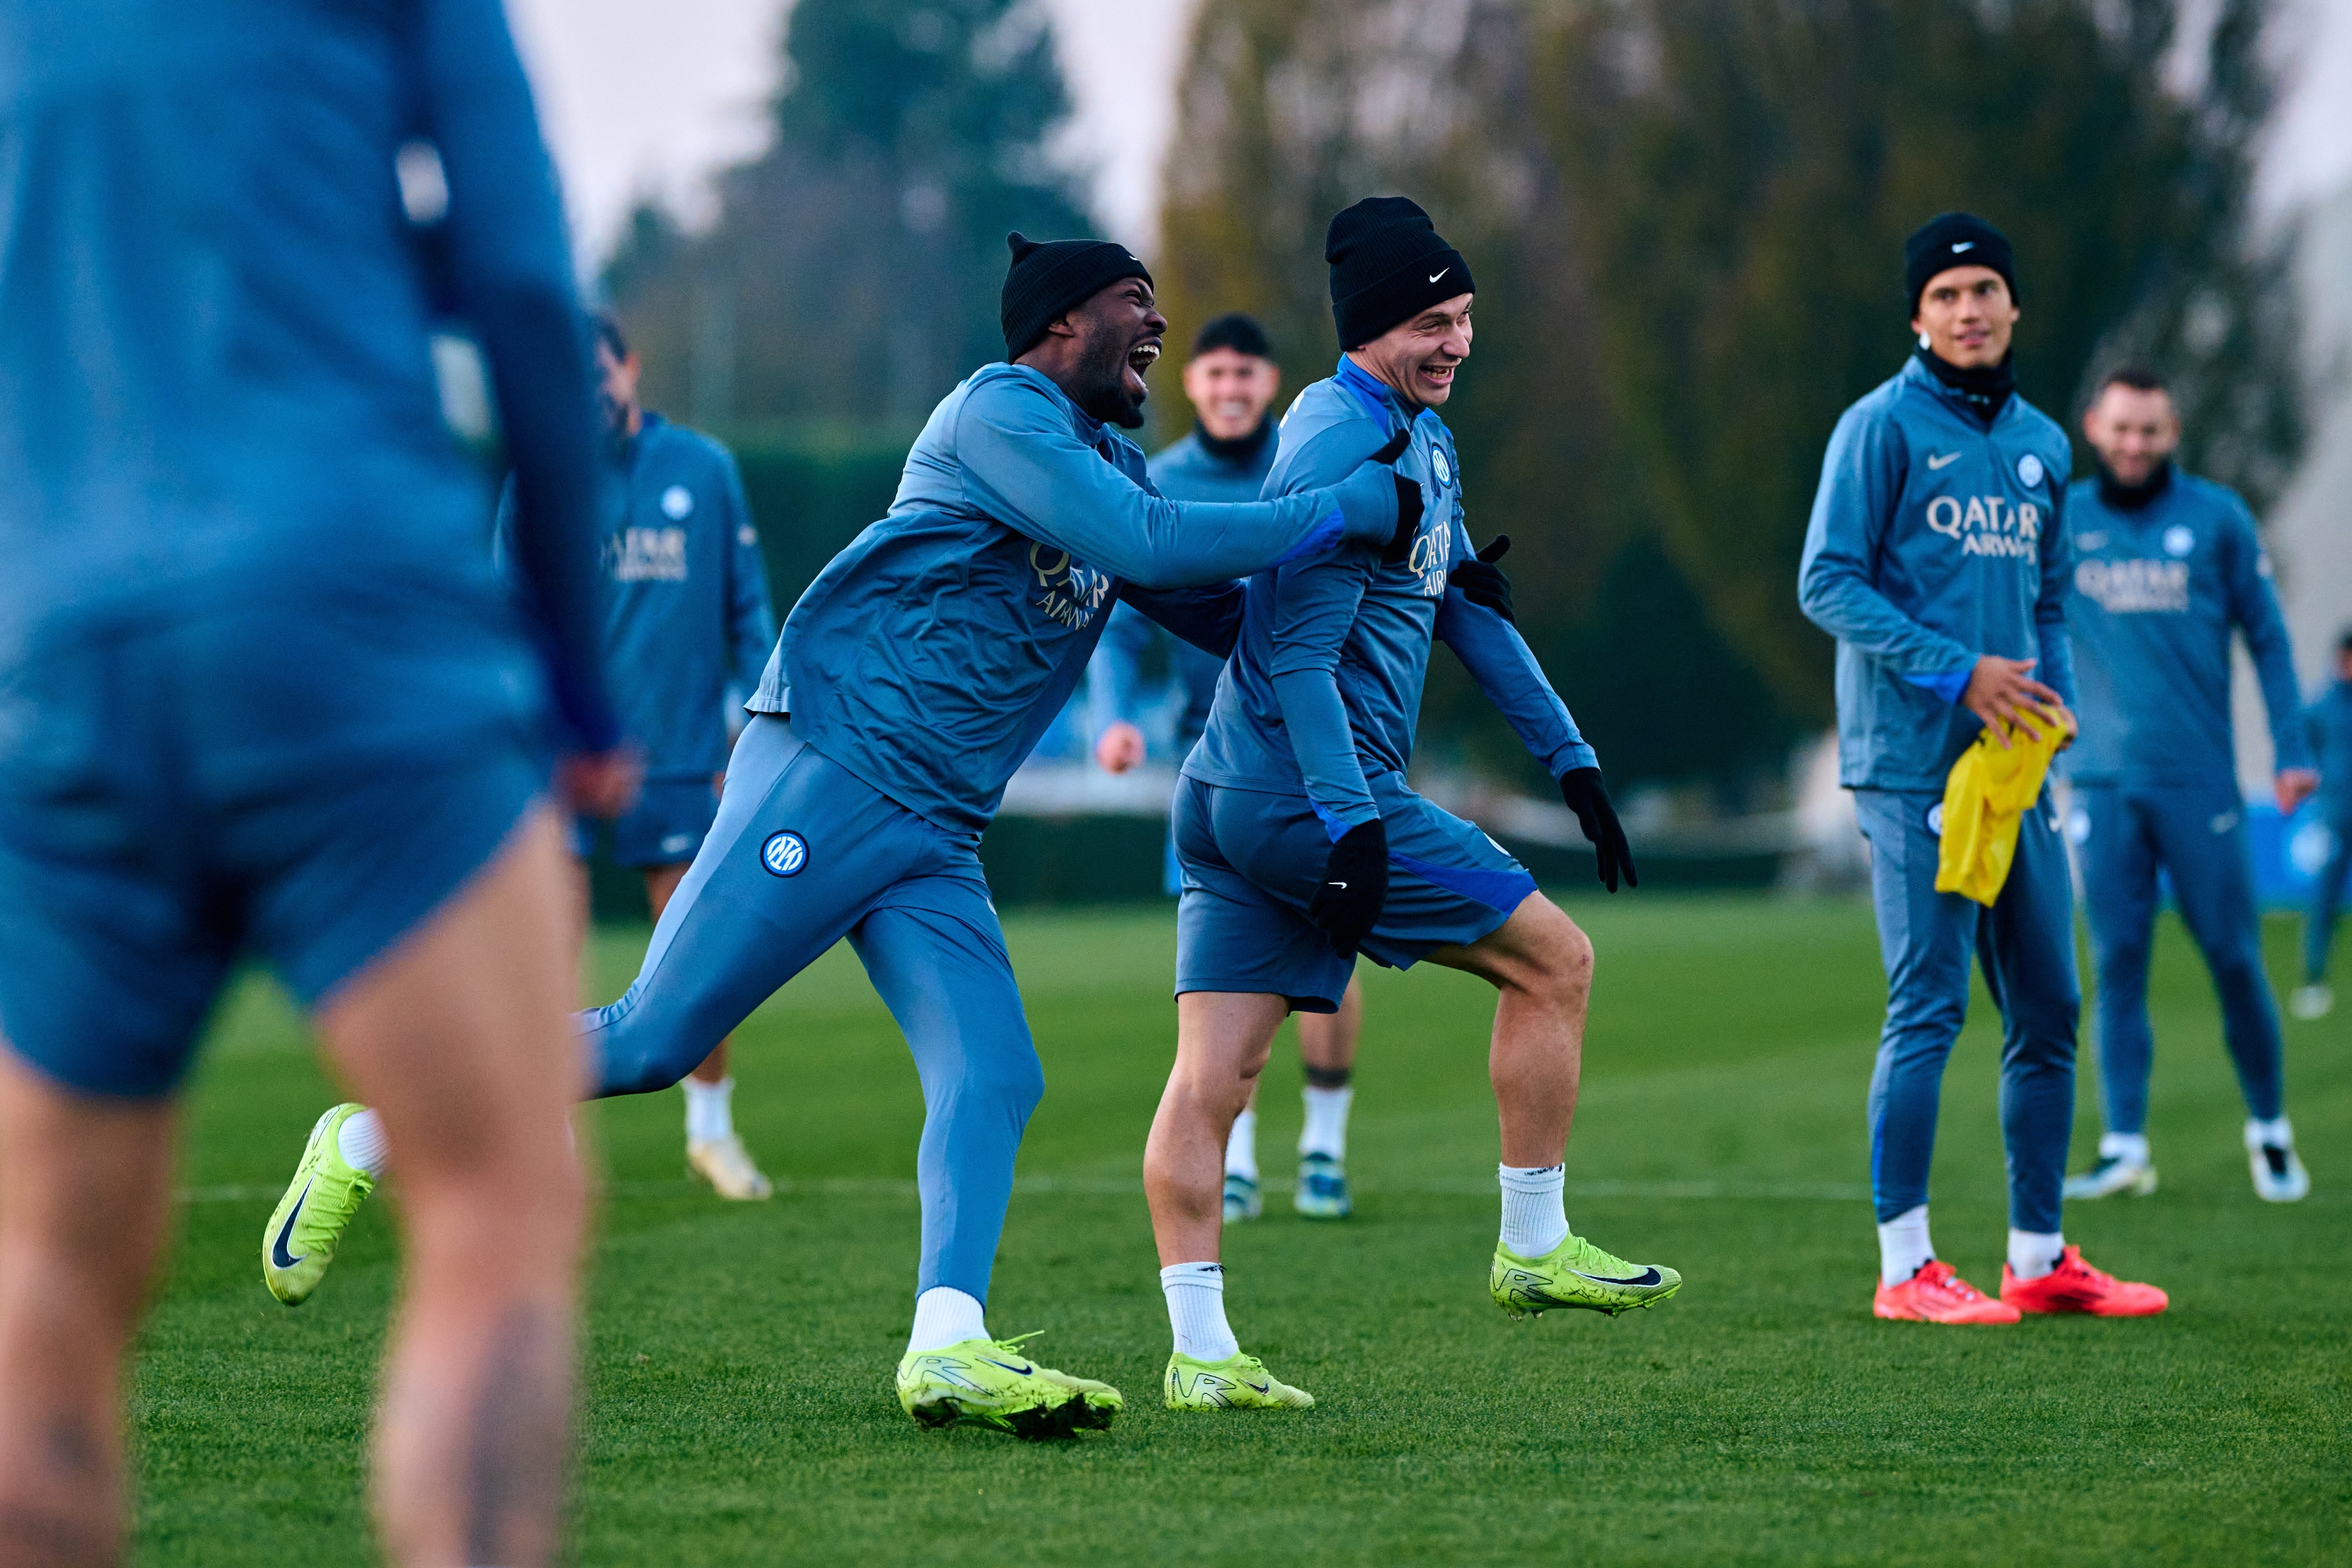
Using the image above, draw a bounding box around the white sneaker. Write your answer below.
[688,1134,775,1200]
[2288,984,2334,1021]
[2245,1122,2310,1203]
[2062,1156,2158,1200]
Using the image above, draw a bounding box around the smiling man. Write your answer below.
[1799,212,2165,1325]
[271,233,1423,1441]
[2060,365,2314,1204]
[1141,197,1664,1414]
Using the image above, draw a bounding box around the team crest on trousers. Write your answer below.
[761,831,808,877]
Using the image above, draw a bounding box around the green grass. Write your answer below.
[135,894,2349,1564]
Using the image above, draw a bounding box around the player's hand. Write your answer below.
[1559,767,1637,892]
[560,749,642,819]
[1366,428,1423,564]
[1306,818,1390,959]
[712,771,727,800]
[1095,721,1145,775]
[2278,767,2321,815]
[1448,535,1514,622]
[1960,656,2065,748]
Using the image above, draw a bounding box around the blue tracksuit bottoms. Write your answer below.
[582,714,1043,1301]
[1854,788,2079,1234]
[2307,806,2352,985]
[2074,780,2284,1132]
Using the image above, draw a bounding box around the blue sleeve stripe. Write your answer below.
[1274,506,1347,568]
[1904,668,1971,705]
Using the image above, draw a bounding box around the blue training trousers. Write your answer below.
[1855,788,2079,1234]
[2307,806,2352,985]
[581,715,1042,1302]
[2074,780,2284,1132]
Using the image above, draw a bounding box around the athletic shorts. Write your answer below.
[0,592,547,1098]
[574,775,721,867]
[1173,774,1537,1012]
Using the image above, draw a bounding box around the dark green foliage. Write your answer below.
[603,0,1095,427]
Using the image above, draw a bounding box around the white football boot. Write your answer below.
[2245,1120,2310,1203]
[2063,1134,2157,1200]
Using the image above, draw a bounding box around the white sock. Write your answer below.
[682,1076,735,1145]
[2099,1131,2151,1166]
[1298,1085,1352,1160]
[1160,1261,1240,1361]
[2245,1115,2292,1148]
[1225,1107,1258,1182]
[1497,1163,1569,1258]
[906,1287,988,1354]
[1877,1204,1933,1287]
[2008,1228,2064,1281]
[336,1109,390,1178]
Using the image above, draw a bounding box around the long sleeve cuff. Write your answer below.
[1904,667,1972,706]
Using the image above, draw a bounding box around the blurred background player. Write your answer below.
[2060,366,2314,1204]
[506,314,779,1200]
[1798,212,2165,1324]
[1091,312,1365,1223]
[1144,198,1664,1413]
[274,234,1421,1441]
[2295,629,2352,1021]
[0,0,630,1561]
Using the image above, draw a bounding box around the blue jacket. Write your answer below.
[1798,355,2075,792]
[499,414,775,780]
[1087,424,1279,757]
[2063,467,2309,789]
[0,0,615,742]
[749,363,1402,835]
[1186,357,1595,837]
[2307,681,2352,816]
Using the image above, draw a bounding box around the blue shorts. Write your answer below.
[0,593,546,1099]
[574,775,720,867]
[1173,775,1537,1012]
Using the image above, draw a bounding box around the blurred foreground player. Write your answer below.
[2060,367,2314,1203]
[1144,198,1666,1414]
[517,315,780,1200]
[1798,212,2164,1324]
[0,2,627,1563]
[276,234,1422,1439]
[2291,630,2352,1021]
[1090,313,1367,1222]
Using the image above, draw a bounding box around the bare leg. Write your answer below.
[314,808,586,1568]
[1291,973,1362,1081]
[1145,993,1289,1265]
[1425,892,1592,1167]
[642,864,731,1084]
[0,1054,176,1568]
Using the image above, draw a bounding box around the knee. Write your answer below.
[959,1041,1045,1121]
[1507,909,1593,1011]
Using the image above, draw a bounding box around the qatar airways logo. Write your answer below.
[1926,494,2042,559]
[2075,557,2189,614]
[1406,526,1450,597]
[1026,542,1112,630]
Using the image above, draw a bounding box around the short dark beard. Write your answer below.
[1071,326,1147,429]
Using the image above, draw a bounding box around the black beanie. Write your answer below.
[1000,231,1153,360]
[1905,212,2017,314]
[1192,311,1272,361]
[1326,197,1473,350]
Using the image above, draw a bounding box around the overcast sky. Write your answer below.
[506,0,2352,270]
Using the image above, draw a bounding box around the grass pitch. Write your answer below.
[138,894,2346,1564]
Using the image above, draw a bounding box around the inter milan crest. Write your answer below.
[761,830,808,877]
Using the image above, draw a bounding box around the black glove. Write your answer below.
[1559,767,1638,892]
[1305,818,1390,959]
[1366,428,1423,564]
[1447,534,1514,622]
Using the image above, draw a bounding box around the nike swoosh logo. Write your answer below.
[271,1178,313,1269]
[1428,267,1450,284]
[1951,240,1975,252]
[1244,1381,1269,1394]
[1927,452,1961,470]
[980,1358,1034,1376]
[1327,880,1347,890]
[1572,1266,1662,1287]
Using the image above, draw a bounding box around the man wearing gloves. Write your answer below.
[1798,212,2166,1324]
[2060,366,2314,1204]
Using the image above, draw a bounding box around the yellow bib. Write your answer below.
[1933,710,2065,906]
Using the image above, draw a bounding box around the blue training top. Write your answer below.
[2307,681,2352,815]
[748,363,1403,836]
[2063,466,2309,789]
[1798,354,2075,792]
[1185,356,1595,838]
[499,413,775,781]
[1087,425,1279,758]
[0,0,616,745]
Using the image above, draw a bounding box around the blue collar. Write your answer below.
[1334,354,1411,426]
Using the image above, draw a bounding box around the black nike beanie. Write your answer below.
[1000,231,1153,360]
[1905,212,2017,314]
[1326,197,1473,350]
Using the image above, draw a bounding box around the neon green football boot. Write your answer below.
[1490,1227,1682,1319]
[895,1333,1121,1439]
[1163,1349,1314,1410]
[262,1104,379,1305]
